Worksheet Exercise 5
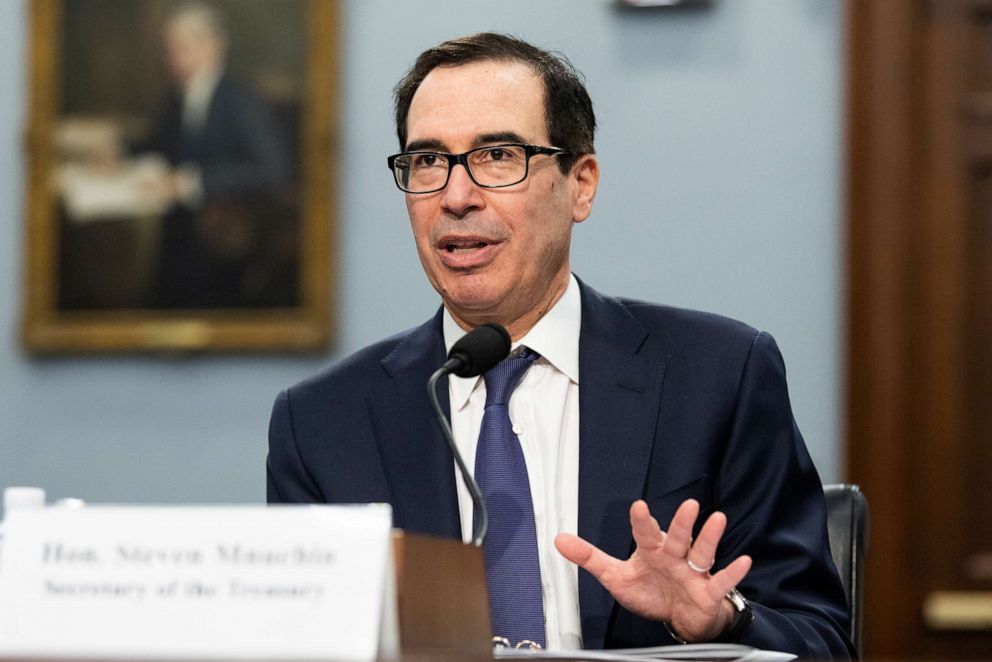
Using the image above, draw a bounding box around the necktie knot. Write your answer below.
[484,348,538,406]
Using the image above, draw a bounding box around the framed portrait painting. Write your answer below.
[22,0,337,352]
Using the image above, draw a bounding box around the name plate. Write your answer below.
[0,504,396,660]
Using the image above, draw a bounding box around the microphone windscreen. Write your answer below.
[448,323,511,377]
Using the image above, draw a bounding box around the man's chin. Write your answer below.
[444,298,502,320]
[440,289,508,326]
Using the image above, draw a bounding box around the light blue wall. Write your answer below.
[0,1,843,509]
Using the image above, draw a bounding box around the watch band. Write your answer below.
[663,588,754,644]
[713,588,755,643]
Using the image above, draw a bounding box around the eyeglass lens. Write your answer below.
[395,145,529,192]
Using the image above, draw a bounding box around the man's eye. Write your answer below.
[476,147,521,163]
[411,154,443,168]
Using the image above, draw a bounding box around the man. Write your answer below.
[268,33,853,658]
[140,3,291,308]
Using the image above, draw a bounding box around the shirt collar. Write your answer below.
[443,273,582,412]
[184,66,222,99]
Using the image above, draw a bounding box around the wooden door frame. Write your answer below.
[846,0,978,656]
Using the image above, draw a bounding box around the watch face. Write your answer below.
[726,588,747,611]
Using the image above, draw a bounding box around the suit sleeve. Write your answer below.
[716,332,855,659]
[267,388,325,504]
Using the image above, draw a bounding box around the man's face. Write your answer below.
[163,16,221,85]
[403,60,597,335]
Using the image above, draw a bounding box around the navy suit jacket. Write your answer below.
[144,75,290,200]
[267,280,855,659]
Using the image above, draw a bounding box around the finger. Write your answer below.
[707,555,753,601]
[686,511,727,571]
[629,500,664,550]
[555,532,622,581]
[661,499,700,560]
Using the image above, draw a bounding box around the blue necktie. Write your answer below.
[474,348,545,648]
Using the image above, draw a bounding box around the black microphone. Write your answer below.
[427,323,511,546]
[444,323,512,377]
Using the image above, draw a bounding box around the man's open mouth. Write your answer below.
[444,240,489,253]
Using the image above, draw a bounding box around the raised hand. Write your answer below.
[554,498,752,642]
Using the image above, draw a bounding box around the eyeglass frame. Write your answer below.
[386,143,569,194]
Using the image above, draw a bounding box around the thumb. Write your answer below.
[555,532,593,566]
[555,532,618,580]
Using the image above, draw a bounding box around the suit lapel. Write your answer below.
[369,311,461,539]
[576,283,668,648]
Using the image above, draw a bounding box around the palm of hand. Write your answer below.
[555,499,752,643]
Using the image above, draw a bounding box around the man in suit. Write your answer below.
[267,33,854,658]
[141,3,291,308]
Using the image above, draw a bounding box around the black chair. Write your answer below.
[823,483,869,657]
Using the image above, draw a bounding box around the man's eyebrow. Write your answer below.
[405,138,447,152]
[476,131,528,145]
[404,132,531,153]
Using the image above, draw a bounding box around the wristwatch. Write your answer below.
[713,588,754,642]
[664,588,754,644]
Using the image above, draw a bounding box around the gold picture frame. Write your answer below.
[22,0,337,353]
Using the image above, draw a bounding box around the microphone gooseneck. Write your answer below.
[427,323,512,546]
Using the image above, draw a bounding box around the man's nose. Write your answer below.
[440,163,483,217]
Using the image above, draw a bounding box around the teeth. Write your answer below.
[445,241,487,253]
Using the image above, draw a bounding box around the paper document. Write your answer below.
[58,156,172,222]
[494,643,797,662]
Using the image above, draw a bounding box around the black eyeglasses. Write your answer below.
[387,143,568,194]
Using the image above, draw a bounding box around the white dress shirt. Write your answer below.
[443,274,583,650]
[181,67,221,133]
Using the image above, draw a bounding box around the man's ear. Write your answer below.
[571,154,600,224]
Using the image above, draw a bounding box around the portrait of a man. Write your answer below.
[53,0,307,312]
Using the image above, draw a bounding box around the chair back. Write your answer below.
[823,483,869,656]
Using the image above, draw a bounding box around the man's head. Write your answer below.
[393,34,600,339]
[163,3,228,86]
[394,33,596,174]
